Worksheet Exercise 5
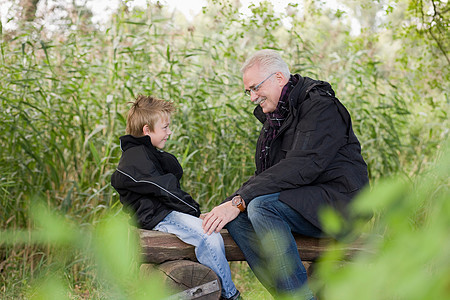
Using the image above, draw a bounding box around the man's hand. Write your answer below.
[202,201,240,235]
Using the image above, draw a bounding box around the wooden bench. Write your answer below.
[138,229,365,299]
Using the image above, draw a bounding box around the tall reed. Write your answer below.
[0,0,448,298]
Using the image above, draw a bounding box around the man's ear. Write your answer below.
[276,72,288,87]
[143,124,151,136]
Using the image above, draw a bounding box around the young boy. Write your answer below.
[111,95,240,300]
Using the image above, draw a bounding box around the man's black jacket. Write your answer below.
[229,74,369,230]
[111,135,200,230]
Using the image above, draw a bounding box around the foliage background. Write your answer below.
[0,0,448,299]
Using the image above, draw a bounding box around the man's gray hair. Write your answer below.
[241,49,290,78]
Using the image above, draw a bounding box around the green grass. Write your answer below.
[1,0,449,298]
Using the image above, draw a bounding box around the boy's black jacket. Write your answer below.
[111,135,200,230]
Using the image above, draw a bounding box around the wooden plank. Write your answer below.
[139,229,341,264]
[166,280,220,300]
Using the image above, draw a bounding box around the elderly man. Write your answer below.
[202,49,368,299]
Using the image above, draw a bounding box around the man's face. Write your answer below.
[243,65,285,113]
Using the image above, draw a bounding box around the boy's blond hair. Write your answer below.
[126,95,175,136]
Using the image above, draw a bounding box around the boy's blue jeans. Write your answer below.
[153,211,237,299]
[225,193,322,300]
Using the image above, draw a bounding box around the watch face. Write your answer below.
[232,197,242,206]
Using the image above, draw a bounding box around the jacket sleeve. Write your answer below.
[236,90,349,203]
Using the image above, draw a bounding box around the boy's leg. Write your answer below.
[153,211,238,299]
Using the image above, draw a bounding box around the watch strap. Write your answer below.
[232,196,245,212]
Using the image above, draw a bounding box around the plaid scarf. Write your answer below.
[259,75,298,171]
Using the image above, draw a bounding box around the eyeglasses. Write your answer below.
[244,72,276,97]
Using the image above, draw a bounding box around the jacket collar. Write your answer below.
[289,75,333,108]
[119,134,157,152]
[253,74,332,124]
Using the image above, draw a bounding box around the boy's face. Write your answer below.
[144,115,172,149]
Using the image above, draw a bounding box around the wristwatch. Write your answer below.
[231,195,245,212]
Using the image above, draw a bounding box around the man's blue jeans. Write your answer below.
[154,211,237,299]
[225,193,322,299]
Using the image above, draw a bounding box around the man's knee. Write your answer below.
[247,194,279,221]
[247,200,262,221]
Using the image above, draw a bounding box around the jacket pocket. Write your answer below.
[293,124,316,150]
[281,131,294,151]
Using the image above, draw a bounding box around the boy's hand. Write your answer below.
[199,213,208,220]
[202,201,240,235]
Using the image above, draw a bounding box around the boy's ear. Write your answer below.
[143,124,151,136]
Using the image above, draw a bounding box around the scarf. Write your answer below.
[259,75,298,171]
